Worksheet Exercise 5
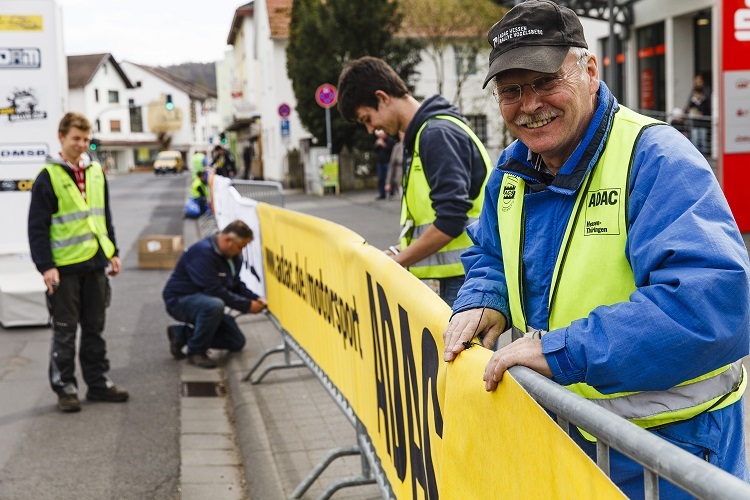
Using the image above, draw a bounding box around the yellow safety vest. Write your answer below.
[497,105,745,431]
[45,162,116,267]
[401,115,492,279]
[190,175,206,199]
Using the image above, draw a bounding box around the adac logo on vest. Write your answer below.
[584,188,621,236]
[501,175,519,212]
[588,189,619,207]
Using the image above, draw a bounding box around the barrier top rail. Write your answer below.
[511,366,750,500]
[230,179,285,207]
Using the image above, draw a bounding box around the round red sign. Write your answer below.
[315,84,338,109]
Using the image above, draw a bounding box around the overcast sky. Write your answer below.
[58,0,241,67]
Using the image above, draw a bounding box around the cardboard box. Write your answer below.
[138,235,183,270]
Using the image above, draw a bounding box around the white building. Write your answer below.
[120,62,218,162]
[66,53,218,173]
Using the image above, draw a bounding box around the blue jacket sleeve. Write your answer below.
[542,126,750,393]
[419,123,485,238]
[452,163,511,321]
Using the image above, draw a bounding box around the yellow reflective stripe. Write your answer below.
[50,232,96,249]
[412,218,479,238]
[52,210,91,224]
[409,247,466,269]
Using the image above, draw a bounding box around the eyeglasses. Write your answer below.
[492,75,567,105]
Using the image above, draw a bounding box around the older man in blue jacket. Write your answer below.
[163,220,266,368]
[442,1,750,497]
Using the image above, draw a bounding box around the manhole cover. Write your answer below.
[181,381,226,397]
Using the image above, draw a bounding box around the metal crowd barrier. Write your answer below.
[512,366,750,499]
[230,179,285,207]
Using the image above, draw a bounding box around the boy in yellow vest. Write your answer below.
[28,112,128,413]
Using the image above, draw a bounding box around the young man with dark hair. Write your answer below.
[162,220,267,368]
[28,111,128,413]
[337,56,492,306]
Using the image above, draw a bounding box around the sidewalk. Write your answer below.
[185,190,395,499]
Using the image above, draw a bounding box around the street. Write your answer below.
[0,172,187,499]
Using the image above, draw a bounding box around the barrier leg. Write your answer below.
[289,444,375,500]
[242,341,306,384]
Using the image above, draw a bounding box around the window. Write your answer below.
[636,23,666,113]
[454,45,478,78]
[465,115,488,145]
[109,120,121,133]
[108,90,119,103]
[94,89,99,102]
[129,99,143,133]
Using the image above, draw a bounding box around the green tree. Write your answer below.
[286,0,421,153]
[401,0,505,105]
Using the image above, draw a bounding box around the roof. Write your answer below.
[267,0,292,39]
[227,0,291,44]
[126,63,217,100]
[67,53,134,89]
[227,2,255,45]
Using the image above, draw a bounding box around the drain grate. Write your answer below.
[181,381,226,397]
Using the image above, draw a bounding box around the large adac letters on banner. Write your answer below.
[256,203,623,499]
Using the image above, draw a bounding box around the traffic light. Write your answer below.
[89,138,99,151]
[165,94,174,111]
[220,132,227,144]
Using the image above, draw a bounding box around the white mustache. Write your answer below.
[514,110,558,126]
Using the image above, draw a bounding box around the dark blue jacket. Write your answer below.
[402,95,488,238]
[162,234,258,312]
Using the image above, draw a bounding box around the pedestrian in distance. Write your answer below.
[441,1,750,497]
[337,56,492,307]
[211,145,236,178]
[28,112,129,413]
[373,129,395,200]
[683,73,712,155]
[162,220,267,368]
[385,130,405,201]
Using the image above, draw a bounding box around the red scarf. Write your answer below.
[61,154,86,199]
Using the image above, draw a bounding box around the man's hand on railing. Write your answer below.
[443,307,506,362]
[483,338,552,392]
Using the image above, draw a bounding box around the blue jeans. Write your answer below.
[438,276,464,308]
[376,162,389,198]
[166,293,246,355]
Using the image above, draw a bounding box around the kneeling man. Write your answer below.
[162,220,267,368]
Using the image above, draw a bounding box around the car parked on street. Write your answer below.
[154,150,184,175]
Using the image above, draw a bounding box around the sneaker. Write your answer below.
[58,394,81,413]
[86,385,129,402]
[188,352,217,369]
[166,325,186,359]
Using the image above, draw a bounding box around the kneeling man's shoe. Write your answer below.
[86,385,129,402]
[166,325,186,359]
[188,352,217,369]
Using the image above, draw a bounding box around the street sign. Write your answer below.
[315,84,338,108]
[280,119,290,139]
[278,103,291,118]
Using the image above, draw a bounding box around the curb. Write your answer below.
[225,352,286,499]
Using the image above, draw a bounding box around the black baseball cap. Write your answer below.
[482,0,588,88]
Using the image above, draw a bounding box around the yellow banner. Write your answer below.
[258,203,622,499]
[0,15,43,31]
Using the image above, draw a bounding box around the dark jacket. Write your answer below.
[28,154,118,275]
[162,234,259,312]
[402,94,488,238]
